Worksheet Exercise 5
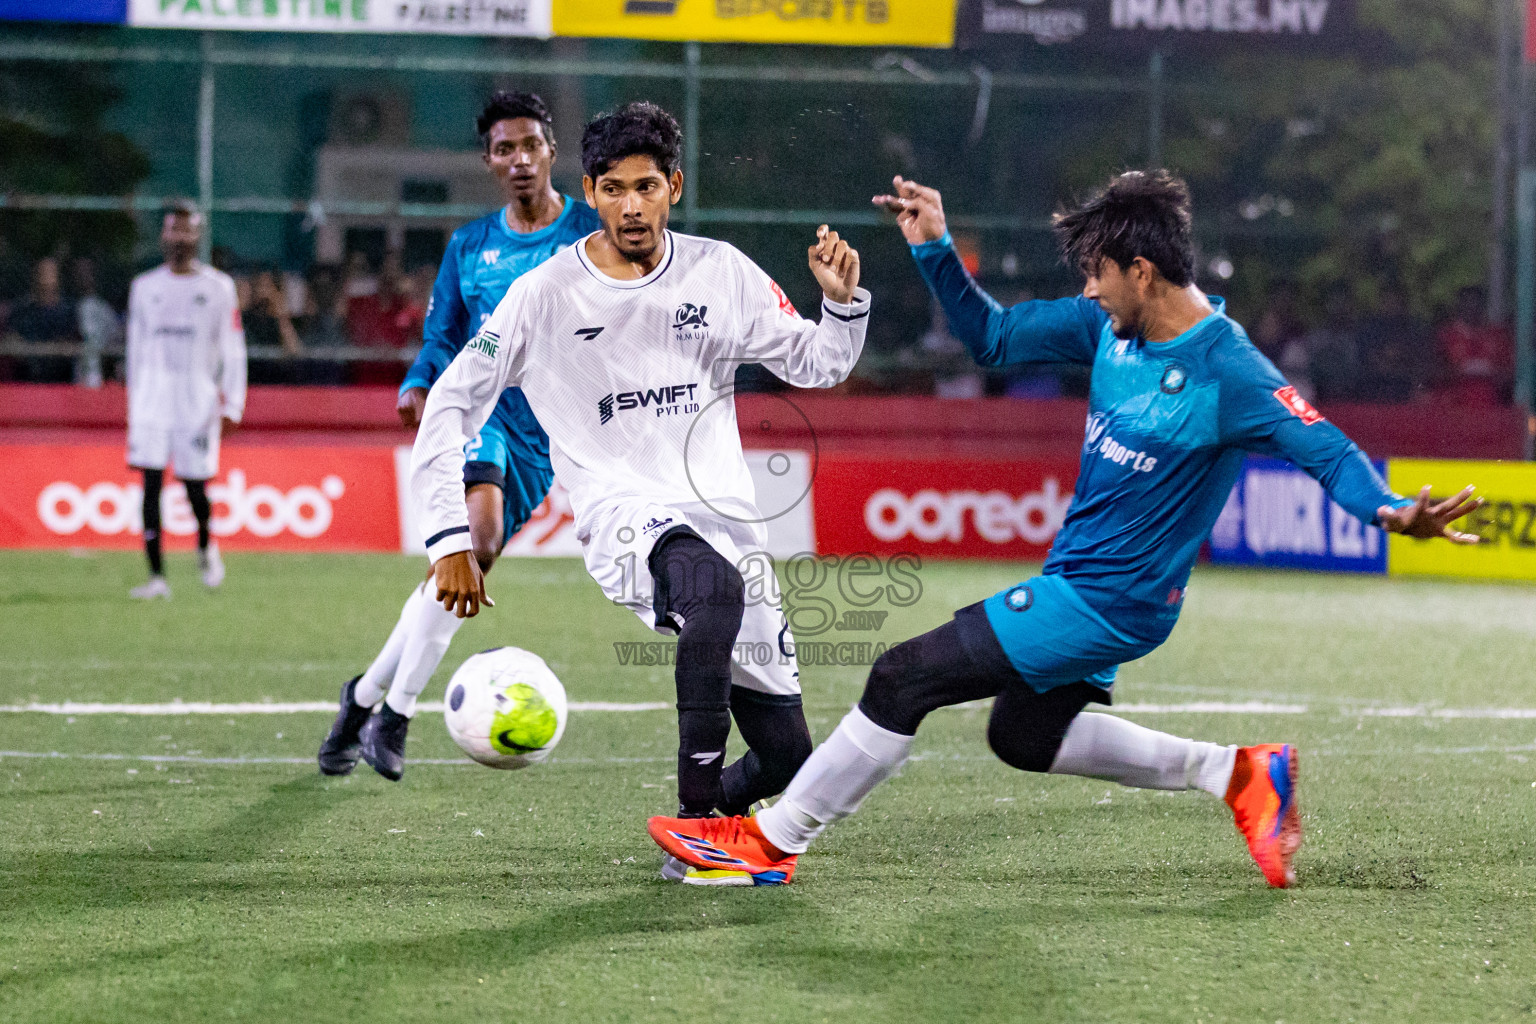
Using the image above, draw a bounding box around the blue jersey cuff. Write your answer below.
[910,231,954,257]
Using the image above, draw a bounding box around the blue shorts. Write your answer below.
[975,574,1171,694]
[461,408,554,546]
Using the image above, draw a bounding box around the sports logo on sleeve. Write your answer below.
[467,330,500,358]
[1273,385,1324,425]
[770,280,797,317]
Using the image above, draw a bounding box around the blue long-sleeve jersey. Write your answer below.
[913,233,1408,626]
[403,197,601,463]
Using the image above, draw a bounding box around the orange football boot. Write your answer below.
[647,814,797,886]
[1225,743,1301,888]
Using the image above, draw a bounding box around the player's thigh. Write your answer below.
[729,585,799,697]
[169,420,219,481]
[979,575,1158,693]
[856,608,1009,734]
[127,424,171,472]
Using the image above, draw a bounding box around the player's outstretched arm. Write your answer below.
[874,175,1099,368]
[1377,485,1482,543]
[401,238,471,429]
[411,287,528,616]
[732,231,870,390]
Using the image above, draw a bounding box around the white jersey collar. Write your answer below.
[575,230,674,290]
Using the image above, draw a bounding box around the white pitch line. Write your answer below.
[0,700,670,716]
[1114,701,1309,715]
[3,700,1536,720]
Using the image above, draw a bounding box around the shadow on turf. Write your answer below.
[1,774,358,915]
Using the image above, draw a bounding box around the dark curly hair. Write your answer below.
[581,101,682,181]
[476,91,554,152]
[1053,170,1195,287]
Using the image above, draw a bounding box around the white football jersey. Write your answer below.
[414,231,869,562]
[126,263,247,431]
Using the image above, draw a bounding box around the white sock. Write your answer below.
[353,582,428,708]
[383,586,466,718]
[756,706,913,855]
[1048,712,1236,797]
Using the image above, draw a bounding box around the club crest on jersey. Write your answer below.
[467,330,500,359]
[673,303,710,342]
[481,249,501,265]
[1160,363,1188,394]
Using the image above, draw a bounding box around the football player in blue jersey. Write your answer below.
[650,170,1481,889]
[320,91,601,780]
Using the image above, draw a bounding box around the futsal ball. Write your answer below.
[443,647,568,769]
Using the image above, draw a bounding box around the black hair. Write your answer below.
[476,90,554,151]
[581,101,683,181]
[1053,170,1195,287]
[161,197,202,224]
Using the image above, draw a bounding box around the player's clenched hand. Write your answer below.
[434,550,495,618]
[871,176,948,246]
[397,387,428,429]
[1377,485,1482,544]
[808,225,860,305]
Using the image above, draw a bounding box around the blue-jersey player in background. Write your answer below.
[320,91,600,781]
[651,170,1482,890]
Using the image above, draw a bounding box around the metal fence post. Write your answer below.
[197,32,216,263]
[683,41,701,234]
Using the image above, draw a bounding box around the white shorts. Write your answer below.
[127,419,220,480]
[582,500,800,698]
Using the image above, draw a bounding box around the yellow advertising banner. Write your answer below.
[1388,459,1536,580]
[552,0,956,47]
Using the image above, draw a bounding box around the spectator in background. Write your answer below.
[341,250,377,301]
[1305,287,1360,404]
[1436,285,1513,408]
[298,263,348,349]
[346,251,425,385]
[1355,286,1430,403]
[71,257,121,388]
[1252,281,1313,402]
[237,268,302,385]
[9,257,77,381]
[241,268,302,355]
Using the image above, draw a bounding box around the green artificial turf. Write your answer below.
[1,550,1534,1023]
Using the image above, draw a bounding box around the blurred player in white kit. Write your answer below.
[125,201,246,599]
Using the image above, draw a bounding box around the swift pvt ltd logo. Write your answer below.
[597,382,700,425]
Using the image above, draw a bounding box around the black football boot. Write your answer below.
[317,675,372,776]
[361,702,410,781]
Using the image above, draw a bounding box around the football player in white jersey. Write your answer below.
[413,102,867,882]
[125,201,246,600]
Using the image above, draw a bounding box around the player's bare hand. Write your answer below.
[808,225,860,305]
[220,416,238,438]
[434,550,495,618]
[871,176,948,246]
[397,387,428,429]
[1378,485,1482,544]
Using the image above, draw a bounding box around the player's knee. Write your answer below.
[856,643,924,737]
[467,515,503,574]
[986,715,1060,774]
